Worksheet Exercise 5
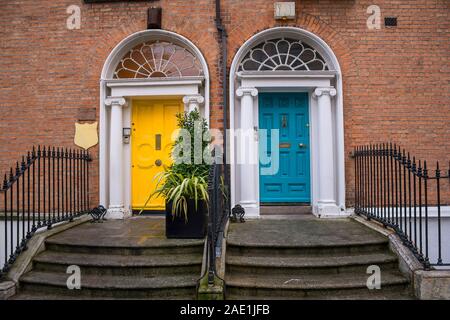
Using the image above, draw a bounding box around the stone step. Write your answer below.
[19,271,198,299]
[227,239,390,257]
[45,238,204,256]
[260,206,312,215]
[33,251,202,276]
[225,271,411,299]
[11,292,195,300]
[226,252,399,276]
[226,290,415,300]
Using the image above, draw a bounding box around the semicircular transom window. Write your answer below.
[114,41,204,79]
[238,38,329,72]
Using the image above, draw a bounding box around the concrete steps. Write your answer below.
[227,238,390,257]
[33,251,203,276]
[17,271,198,299]
[226,271,410,299]
[13,218,204,300]
[226,252,399,275]
[225,218,415,300]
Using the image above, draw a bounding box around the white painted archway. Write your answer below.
[229,27,346,218]
[99,29,210,218]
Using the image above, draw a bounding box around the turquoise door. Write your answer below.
[259,92,311,203]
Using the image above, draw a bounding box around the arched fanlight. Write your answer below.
[238,38,329,72]
[114,40,204,79]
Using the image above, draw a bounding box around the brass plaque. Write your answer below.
[74,122,98,150]
[279,142,291,148]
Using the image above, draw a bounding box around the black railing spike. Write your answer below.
[27,151,31,165]
[3,174,7,190]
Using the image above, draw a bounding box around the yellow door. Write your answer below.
[131,99,183,212]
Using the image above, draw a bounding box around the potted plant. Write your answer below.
[151,109,211,238]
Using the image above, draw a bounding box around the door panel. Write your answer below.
[131,99,182,211]
[259,92,311,203]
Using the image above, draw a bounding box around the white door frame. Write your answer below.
[99,30,210,218]
[229,27,346,218]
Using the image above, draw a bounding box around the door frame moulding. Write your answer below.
[229,27,346,218]
[99,30,210,218]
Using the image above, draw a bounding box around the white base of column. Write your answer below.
[313,201,348,218]
[106,205,131,220]
[239,201,260,218]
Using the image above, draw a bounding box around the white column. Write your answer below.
[183,94,204,112]
[313,87,339,216]
[236,87,258,216]
[104,96,129,219]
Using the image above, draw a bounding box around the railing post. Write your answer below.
[2,174,8,273]
[407,153,412,245]
[32,146,36,233]
[21,156,26,248]
[383,143,388,226]
[436,161,442,265]
[37,146,41,228]
[9,168,13,265]
[423,161,430,269]
[15,161,20,255]
[412,157,417,252]
[418,160,423,260]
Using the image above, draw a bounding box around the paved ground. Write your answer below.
[49,216,203,247]
[228,217,387,247]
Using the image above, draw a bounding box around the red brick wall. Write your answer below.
[0,0,448,206]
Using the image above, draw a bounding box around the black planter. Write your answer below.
[165,199,207,239]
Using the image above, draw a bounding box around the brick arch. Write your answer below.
[227,14,358,78]
[83,20,218,86]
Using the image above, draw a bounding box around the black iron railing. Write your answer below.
[354,143,450,268]
[0,146,91,278]
[205,151,229,284]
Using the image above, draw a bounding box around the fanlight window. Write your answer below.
[114,41,203,79]
[238,38,329,72]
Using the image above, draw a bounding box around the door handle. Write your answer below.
[298,143,307,148]
[155,159,162,166]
